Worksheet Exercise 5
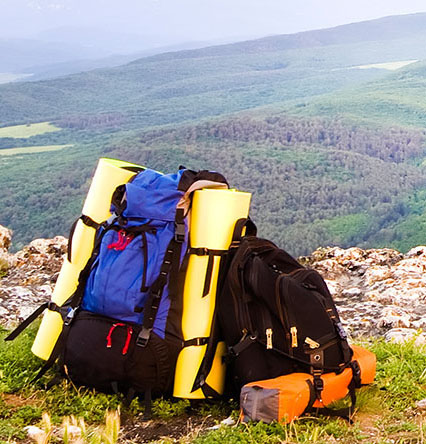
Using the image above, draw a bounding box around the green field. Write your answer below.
[0,144,71,156]
[0,122,61,138]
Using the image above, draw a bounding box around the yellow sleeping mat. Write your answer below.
[173,188,251,398]
[32,158,145,360]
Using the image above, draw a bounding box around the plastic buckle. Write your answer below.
[174,222,186,242]
[64,307,77,326]
[314,376,324,392]
[313,371,324,401]
[47,301,58,312]
[136,328,151,347]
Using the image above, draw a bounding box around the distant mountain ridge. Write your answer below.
[4,13,426,126]
[144,12,426,61]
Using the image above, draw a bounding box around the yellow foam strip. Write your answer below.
[173,189,251,398]
[31,158,144,360]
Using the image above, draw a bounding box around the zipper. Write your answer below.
[266,328,273,349]
[305,337,320,349]
[290,326,298,348]
[278,273,302,349]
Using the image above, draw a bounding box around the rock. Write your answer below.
[24,426,46,441]
[0,225,13,271]
[415,399,426,410]
[384,328,426,346]
[377,306,411,329]
[342,287,363,299]
[305,244,426,338]
[3,223,426,341]
[0,225,12,251]
[0,227,67,328]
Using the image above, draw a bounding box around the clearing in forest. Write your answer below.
[0,122,61,138]
[0,144,72,156]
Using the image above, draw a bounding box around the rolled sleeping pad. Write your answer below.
[173,188,252,399]
[31,158,145,360]
[240,345,376,424]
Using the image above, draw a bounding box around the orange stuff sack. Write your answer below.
[240,345,376,424]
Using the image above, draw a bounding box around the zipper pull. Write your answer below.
[266,328,273,349]
[290,327,298,348]
[305,337,320,349]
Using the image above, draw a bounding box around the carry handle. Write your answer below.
[230,218,257,246]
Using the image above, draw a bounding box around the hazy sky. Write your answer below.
[2,0,426,45]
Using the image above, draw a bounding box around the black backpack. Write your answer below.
[217,219,354,403]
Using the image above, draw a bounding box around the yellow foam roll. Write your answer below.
[173,189,251,398]
[31,158,144,360]
[174,342,227,399]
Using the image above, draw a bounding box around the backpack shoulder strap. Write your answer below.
[136,169,229,348]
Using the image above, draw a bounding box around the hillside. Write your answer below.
[2,14,426,253]
[6,14,426,125]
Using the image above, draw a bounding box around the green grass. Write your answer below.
[0,144,72,156]
[2,323,426,443]
[0,122,61,139]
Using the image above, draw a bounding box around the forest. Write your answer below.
[2,15,426,255]
[1,112,424,256]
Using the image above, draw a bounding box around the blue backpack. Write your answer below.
[7,168,228,403]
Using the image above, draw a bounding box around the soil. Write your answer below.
[120,413,218,443]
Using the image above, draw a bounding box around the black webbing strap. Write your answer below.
[32,321,72,382]
[189,248,228,297]
[312,368,324,403]
[4,301,68,341]
[223,333,258,364]
[255,336,348,374]
[304,359,362,423]
[231,218,257,244]
[124,387,136,408]
[5,303,47,341]
[200,381,221,399]
[111,381,119,395]
[140,231,149,292]
[191,308,226,395]
[306,379,354,423]
[184,337,209,347]
[308,391,357,422]
[32,226,110,382]
[322,298,353,365]
[136,210,186,347]
[143,388,152,419]
[67,215,101,262]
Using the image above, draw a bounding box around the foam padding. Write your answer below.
[31,158,144,360]
[173,189,251,398]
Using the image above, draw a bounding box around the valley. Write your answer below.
[2,13,426,255]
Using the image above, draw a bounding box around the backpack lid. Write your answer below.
[118,168,228,222]
[122,169,186,222]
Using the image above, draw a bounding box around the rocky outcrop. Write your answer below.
[301,246,426,342]
[2,224,426,341]
[0,226,14,272]
[0,229,67,328]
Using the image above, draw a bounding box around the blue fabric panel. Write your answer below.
[81,168,189,338]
